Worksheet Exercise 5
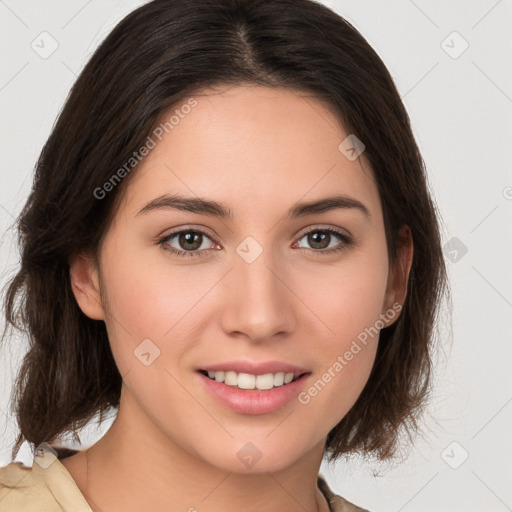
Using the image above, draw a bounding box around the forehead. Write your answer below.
[121,85,381,221]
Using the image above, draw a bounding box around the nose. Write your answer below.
[218,242,297,343]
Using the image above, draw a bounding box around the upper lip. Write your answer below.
[199,360,310,376]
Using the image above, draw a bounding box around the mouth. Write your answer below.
[198,369,309,391]
[197,368,313,415]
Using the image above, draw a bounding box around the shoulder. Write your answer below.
[318,474,371,512]
[0,460,47,512]
[0,452,92,512]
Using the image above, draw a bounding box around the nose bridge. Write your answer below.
[221,235,295,341]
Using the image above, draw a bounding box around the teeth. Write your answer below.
[273,372,285,387]
[205,370,299,390]
[225,371,238,386]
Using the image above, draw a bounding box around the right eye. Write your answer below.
[157,229,220,258]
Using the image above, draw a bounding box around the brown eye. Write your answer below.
[305,231,331,250]
[158,229,218,258]
[177,231,204,251]
[295,228,351,253]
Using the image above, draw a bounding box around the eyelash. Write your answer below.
[156,225,353,259]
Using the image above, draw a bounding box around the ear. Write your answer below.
[382,225,413,326]
[69,251,105,320]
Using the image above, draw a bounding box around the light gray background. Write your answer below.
[1,1,511,511]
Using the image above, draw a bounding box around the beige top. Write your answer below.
[0,451,369,512]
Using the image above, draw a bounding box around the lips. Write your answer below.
[198,370,313,414]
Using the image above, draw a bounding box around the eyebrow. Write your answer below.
[136,193,370,220]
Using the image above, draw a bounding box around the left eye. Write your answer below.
[294,228,351,252]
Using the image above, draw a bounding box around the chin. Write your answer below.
[201,441,305,475]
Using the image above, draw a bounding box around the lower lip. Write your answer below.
[198,371,312,415]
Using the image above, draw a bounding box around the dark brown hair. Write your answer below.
[2,0,448,463]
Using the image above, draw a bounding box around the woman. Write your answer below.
[0,1,447,511]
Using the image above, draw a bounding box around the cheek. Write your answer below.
[297,244,389,344]
[97,236,207,374]
[102,220,214,325]
[293,244,389,403]
[329,263,388,342]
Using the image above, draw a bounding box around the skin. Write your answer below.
[64,85,413,512]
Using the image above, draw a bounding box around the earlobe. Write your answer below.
[382,225,413,326]
[69,251,105,320]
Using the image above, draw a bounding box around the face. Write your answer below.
[71,85,410,473]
